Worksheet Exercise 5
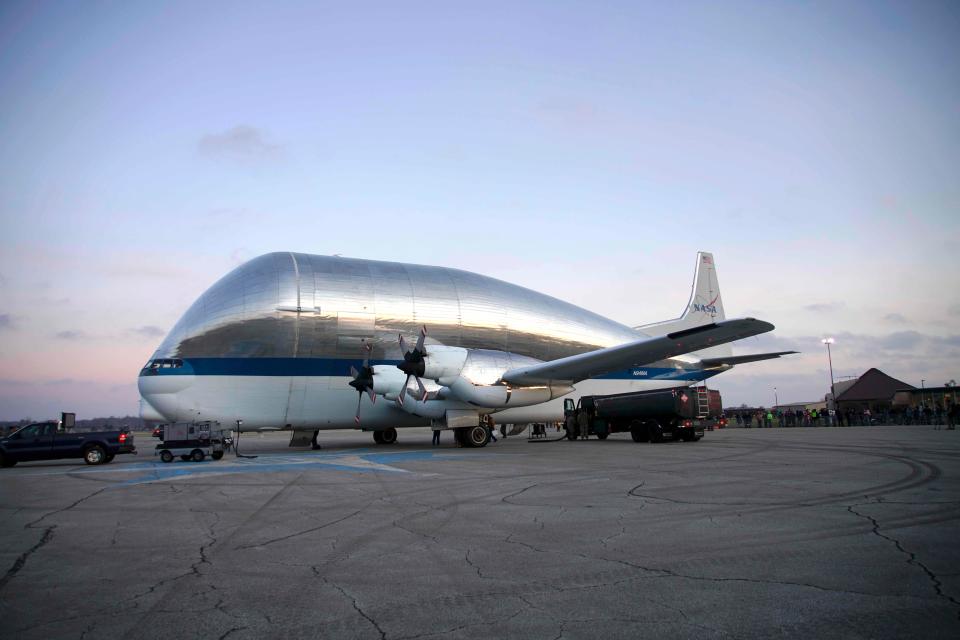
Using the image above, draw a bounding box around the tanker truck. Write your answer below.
[563,386,723,443]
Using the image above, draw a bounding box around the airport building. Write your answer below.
[827,368,914,413]
[892,385,959,411]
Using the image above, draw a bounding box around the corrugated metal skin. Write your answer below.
[152,253,643,362]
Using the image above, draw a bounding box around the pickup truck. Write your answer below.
[0,421,136,467]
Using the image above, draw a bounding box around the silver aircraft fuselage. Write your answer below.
[138,253,715,430]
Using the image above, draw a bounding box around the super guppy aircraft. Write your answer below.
[139,252,792,447]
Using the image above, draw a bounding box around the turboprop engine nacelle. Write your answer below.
[369,365,410,400]
[415,345,470,385]
[447,376,574,408]
[448,348,573,407]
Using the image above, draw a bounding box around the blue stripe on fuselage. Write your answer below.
[140,357,715,382]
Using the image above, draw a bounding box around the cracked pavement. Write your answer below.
[1,425,959,638]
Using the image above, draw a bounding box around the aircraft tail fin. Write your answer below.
[633,251,731,358]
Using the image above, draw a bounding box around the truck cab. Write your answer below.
[1,422,60,462]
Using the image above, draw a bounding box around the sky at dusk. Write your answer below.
[1,1,958,420]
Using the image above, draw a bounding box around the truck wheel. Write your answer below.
[191,449,205,462]
[379,428,398,444]
[648,422,664,443]
[104,454,115,463]
[84,445,106,465]
[462,425,490,448]
[596,432,609,440]
[180,455,191,461]
[629,420,647,443]
[211,450,224,460]
[160,450,174,463]
[0,453,16,468]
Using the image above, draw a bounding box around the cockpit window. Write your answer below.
[144,359,183,370]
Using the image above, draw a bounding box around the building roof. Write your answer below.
[836,368,915,402]
[831,378,858,398]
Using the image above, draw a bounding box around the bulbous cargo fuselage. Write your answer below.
[138,253,703,429]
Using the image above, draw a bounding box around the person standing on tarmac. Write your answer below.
[432,428,441,446]
[311,430,321,450]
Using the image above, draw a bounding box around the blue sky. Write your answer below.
[1,1,958,418]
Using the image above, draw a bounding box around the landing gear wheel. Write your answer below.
[372,431,384,445]
[212,450,224,460]
[191,449,205,462]
[160,450,174,463]
[379,428,397,444]
[84,445,106,465]
[461,425,491,448]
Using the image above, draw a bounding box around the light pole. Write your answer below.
[921,379,925,410]
[774,386,779,409]
[822,338,836,413]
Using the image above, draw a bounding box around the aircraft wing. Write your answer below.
[501,318,775,385]
[700,351,798,368]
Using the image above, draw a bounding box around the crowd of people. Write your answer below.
[727,403,958,429]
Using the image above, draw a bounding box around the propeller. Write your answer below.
[397,326,428,406]
[348,342,376,426]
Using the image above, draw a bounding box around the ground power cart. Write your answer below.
[155,423,230,463]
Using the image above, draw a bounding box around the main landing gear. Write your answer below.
[453,425,491,448]
[373,428,398,445]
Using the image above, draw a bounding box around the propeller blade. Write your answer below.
[397,374,412,407]
[415,326,426,353]
[350,365,359,379]
[416,377,428,401]
[367,387,376,403]
[361,341,372,368]
[398,333,408,354]
[354,392,362,427]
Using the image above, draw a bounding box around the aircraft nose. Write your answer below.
[138,359,194,422]
[139,396,167,422]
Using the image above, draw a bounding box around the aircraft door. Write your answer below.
[284,376,308,427]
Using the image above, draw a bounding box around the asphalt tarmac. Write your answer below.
[1,425,958,639]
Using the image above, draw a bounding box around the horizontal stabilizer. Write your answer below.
[501,318,775,386]
[699,351,798,368]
